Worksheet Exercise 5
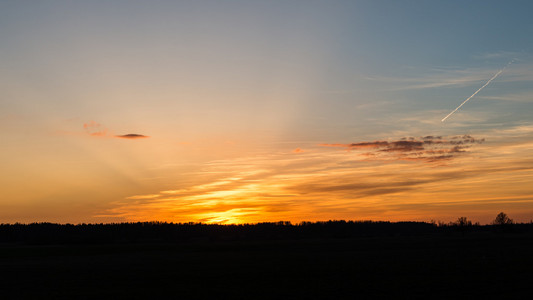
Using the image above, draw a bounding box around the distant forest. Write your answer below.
[1,213,531,244]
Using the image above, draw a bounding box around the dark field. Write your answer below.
[1,223,532,299]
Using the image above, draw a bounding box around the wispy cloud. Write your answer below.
[83,121,108,137]
[366,59,533,91]
[472,51,521,60]
[365,70,494,90]
[478,91,533,103]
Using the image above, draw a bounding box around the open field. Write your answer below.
[2,224,532,299]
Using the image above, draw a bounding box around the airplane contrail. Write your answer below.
[441,60,513,122]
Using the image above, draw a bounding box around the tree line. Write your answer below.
[0,212,529,245]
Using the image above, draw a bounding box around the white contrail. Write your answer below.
[441,60,513,122]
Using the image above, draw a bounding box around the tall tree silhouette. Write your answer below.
[493,212,513,225]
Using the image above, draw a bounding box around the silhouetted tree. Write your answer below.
[453,217,472,235]
[454,217,472,227]
[493,212,513,225]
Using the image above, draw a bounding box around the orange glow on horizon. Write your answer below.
[98,134,533,225]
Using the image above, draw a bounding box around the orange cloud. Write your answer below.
[292,148,305,153]
[83,121,108,137]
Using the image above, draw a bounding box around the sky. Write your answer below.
[2,0,533,224]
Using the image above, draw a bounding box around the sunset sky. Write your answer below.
[2,0,533,224]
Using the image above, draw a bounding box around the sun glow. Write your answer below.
[194,209,254,224]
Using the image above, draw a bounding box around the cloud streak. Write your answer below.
[365,58,532,93]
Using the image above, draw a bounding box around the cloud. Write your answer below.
[83,121,108,137]
[116,134,149,139]
[472,51,520,60]
[320,135,484,162]
[292,148,305,153]
[365,70,493,90]
[82,121,148,139]
[366,59,533,92]
[479,91,533,103]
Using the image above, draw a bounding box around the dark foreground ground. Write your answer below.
[2,229,533,299]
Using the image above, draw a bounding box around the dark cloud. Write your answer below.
[115,134,149,139]
[320,135,484,162]
[349,141,390,148]
[380,140,424,152]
